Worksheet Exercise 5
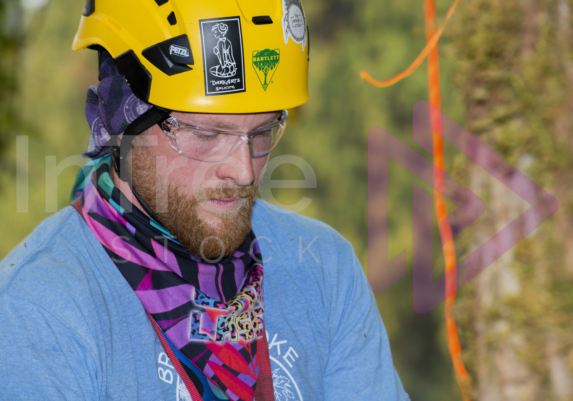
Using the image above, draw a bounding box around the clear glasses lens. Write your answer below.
[251,126,281,157]
[176,129,239,159]
[162,114,286,161]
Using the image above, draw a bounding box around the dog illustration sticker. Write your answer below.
[200,17,246,95]
[282,0,307,51]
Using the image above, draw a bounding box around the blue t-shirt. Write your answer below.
[0,200,409,400]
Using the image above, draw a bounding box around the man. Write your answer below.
[0,0,409,400]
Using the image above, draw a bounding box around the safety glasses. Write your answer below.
[161,109,288,162]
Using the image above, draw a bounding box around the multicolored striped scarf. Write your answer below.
[71,155,271,401]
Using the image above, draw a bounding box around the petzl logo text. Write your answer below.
[368,100,559,313]
[169,44,189,58]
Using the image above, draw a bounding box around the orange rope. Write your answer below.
[359,0,459,88]
[423,0,472,399]
[361,0,472,398]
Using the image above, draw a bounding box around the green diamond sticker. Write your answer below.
[252,49,280,91]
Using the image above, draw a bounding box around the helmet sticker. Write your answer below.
[281,0,307,51]
[252,49,280,91]
[200,17,246,96]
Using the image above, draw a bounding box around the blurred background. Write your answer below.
[1,0,573,400]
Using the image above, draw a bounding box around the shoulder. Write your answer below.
[0,208,111,398]
[252,199,354,256]
[0,207,111,330]
[251,199,360,291]
[1,207,94,291]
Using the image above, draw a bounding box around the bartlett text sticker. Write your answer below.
[252,49,280,91]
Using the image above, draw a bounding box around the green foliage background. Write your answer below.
[0,0,470,399]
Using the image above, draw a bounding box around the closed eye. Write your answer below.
[186,129,220,141]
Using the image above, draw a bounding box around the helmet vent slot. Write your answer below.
[167,12,177,25]
[252,16,273,25]
[154,0,168,5]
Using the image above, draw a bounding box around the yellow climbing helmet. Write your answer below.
[72,0,309,113]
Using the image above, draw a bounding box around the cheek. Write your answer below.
[162,158,205,191]
[253,156,269,183]
[150,127,199,188]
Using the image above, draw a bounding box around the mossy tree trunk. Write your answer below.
[0,0,23,156]
[448,0,573,400]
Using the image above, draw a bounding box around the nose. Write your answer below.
[217,137,254,186]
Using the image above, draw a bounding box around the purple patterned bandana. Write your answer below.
[83,50,153,158]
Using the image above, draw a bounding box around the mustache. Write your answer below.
[194,185,259,202]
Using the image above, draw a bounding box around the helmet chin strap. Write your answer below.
[111,106,171,222]
[111,151,161,222]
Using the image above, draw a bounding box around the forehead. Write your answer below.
[170,110,281,130]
